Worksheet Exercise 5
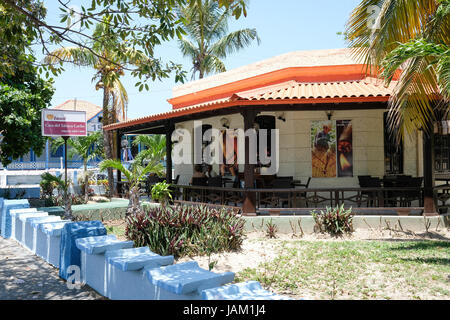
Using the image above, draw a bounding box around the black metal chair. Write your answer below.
[189,177,208,202]
[295,177,311,207]
[206,176,223,203]
[358,176,381,207]
[402,177,423,206]
[256,178,278,207]
[271,178,293,207]
[169,175,181,200]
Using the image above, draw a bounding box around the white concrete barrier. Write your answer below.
[75,235,134,296]
[104,246,175,300]
[9,208,38,241]
[16,212,49,244]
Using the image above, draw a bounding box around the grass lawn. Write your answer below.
[235,239,450,300]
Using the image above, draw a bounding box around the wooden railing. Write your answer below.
[168,184,424,211]
[434,185,450,213]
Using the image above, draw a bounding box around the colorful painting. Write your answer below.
[336,120,353,177]
[220,130,239,176]
[311,121,336,177]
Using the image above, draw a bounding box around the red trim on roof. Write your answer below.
[168,65,396,109]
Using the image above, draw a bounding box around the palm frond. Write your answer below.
[210,28,260,58]
[44,47,98,66]
[99,159,132,182]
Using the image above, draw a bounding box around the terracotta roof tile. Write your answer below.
[52,100,102,121]
[104,77,396,131]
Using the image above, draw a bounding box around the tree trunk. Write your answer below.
[84,161,89,203]
[126,185,141,216]
[64,190,72,220]
[102,87,115,197]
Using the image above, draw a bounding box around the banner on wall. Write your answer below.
[311,120,353,178]
[311,120,337,177]
[336,120,353,177]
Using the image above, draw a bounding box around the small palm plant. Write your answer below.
[40,172,72,219]
[52,131,104,203]
[99,159,164,216]
[132,134,166,165]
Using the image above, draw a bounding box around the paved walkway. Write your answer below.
[0,237,104,300]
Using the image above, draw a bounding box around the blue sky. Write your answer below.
[41,0,361,120]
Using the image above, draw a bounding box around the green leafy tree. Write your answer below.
[99,159,164,216]
[52,131,104,203]
[0,61,54,166]
[1,0,247,81]
[177,0,260,79]
[346,0,450,137]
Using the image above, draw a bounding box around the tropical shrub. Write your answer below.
[311,204,354,236]
[150,181,172,203]
[125,205,245,258]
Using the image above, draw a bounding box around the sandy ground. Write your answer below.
[176,228,450,274]
[103,219,450,276]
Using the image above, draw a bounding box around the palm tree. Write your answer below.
[44,17,150,196]
[40,172,72,219]
[132,134,166,165]
[99,159,164,216]
[52,131,104,203]
[346,0,450,137]
[177,0,260,79]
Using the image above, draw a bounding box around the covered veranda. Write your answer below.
[104,49,443,217]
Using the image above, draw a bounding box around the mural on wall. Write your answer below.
[220,130,239,176]
[311,121,337,177]
[336,120,353,177]
[311,120,353,178]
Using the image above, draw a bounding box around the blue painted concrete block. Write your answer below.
[106,246,174,272]
[59,221,106,280]
[146,261,235,296]
[201,281,293,300]
[37,221,70,267]
[75,235,135,296]
[1,199,29,238]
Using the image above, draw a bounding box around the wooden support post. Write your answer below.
[423,130,438,216]
[165,123,175,183]
[242,109,257,216]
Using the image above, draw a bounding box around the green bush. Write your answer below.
[150,181,172,203]
[311,204,354,236]
[125,205,246,258]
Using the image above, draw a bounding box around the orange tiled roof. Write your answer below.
[236,77,395,100]
[52,99,102,121]
[104,76,395,131]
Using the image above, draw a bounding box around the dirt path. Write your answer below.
[0,237,103,300]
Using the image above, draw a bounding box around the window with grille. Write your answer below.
[383,113,403,174]
[434,134,450,172]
